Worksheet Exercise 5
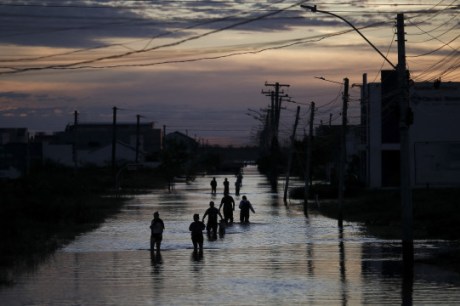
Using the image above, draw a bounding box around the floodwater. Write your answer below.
[2,165,460,305]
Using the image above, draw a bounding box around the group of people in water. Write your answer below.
[210,174,243,196]
[150,174,255,254]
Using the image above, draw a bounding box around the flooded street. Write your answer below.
[2,165,460,305]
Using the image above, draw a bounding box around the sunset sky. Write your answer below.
[0,0,458,146]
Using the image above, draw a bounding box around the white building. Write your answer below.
[364,74,460,188]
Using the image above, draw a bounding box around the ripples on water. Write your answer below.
[1,166,460,305]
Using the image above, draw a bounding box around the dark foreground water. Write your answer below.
[2,166,460,305]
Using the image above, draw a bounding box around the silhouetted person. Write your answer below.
[219,193,235,224]
[210,177,217,194]
[235,172,243,195]
[239,195,255,223]
[223,178,230,194]
[236,172,243,185]
[189,213,206,253]
[150,211,165,252]
[234,180,241,196]
[202,201,223,237]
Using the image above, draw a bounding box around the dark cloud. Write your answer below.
[0,91,32,99]
[0,0,371,49]
[0,91,76,104]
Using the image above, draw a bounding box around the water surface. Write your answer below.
[1,166,460,305]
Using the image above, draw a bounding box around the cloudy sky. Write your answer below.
[0,0,458,146]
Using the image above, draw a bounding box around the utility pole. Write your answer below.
[112,106,117,170]
[397,13,414,266]
[136,114,140,163]
[304,102,315,211]
[73,110,79,171]
[338,78,349,228]
[264,82,290,141]
[284,105,301,203]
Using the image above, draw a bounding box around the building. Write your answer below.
[362,72,460,188]
[0,128,29,145]
[164,131,198,153]
[38,122,162,168]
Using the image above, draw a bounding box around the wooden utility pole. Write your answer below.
[284,105,301,203]
[264,82,290,141]
[338,78,349,228]
[304,102,315,209]
[397,13,413,265]
[136,114,140,163]
[112,106,117,170]
[73,110,79,171]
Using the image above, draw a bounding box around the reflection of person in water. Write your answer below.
[223,178,230,194]
[150,211,165,252]
[219,193,235,224]
[210,177,217,194]
[203,201,223,237]
[189,214,206,253]
[239,195,255,223]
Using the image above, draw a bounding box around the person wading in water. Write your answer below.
[150,211,165,252]
[239,195,255,223]
[202,201,223,238]
[189,214,206,253]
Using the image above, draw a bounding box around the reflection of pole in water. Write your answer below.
[401,261,413,305]
[338,228,348,306]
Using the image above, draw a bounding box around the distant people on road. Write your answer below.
[236,172,243,185]
[202,201,223,237]
[223,178,230,194]
[234,180,241,196]
[239,195,255,223]
[150,211,165,252]
[210,177,217,194]
[219,193,235,224]
[235,172,243,195]
[189,213,206,253]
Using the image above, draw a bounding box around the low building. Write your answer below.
[0,128,29,145]
[40,122,162,167]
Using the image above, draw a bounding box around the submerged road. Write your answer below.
[1,165,460,305]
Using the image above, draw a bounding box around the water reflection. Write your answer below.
[1,166,460,305]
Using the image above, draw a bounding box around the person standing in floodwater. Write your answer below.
[189,214,206,253]
[234,180,241,196]
[202,201,223,237]
[223,178,230,194]
[219,192,235,224]
[239,195,255,223]
[210,177,217,194]
[150,211,165,252]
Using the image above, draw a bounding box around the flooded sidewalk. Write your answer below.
[1,166,460,305]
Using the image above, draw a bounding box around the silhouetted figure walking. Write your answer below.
[189,214,206,253]
[210,177,217,194]
[219,193,235,224]
[239,195,255,223]
[203,201,223,237]
[235,180,241,196]
[150,211,165,252]
[223,178,230,194]
[235,172,243,195]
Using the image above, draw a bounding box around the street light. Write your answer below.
[301,4,397,69]
[301,4,413,266]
